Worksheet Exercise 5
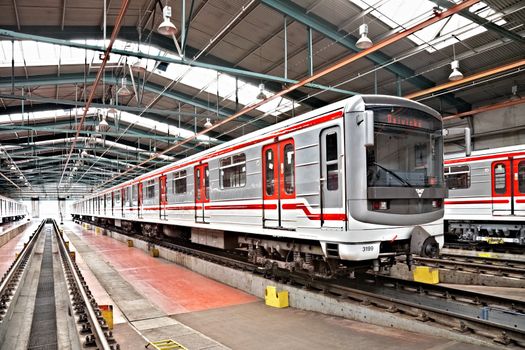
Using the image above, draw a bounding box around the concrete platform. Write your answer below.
[63,221,494,350]
[0,221,36,277]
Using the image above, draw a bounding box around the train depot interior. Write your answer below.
[0,0,524,349]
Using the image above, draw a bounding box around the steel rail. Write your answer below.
[52,220,112,350]
[57,0,130,188]
[0,220,43,298]
[414,256,525,279]
[95,0,481,190]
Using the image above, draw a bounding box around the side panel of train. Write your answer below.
[73,111,346,240]
[72,94,446,268]
[445,145,525,245]
[0,195,26,222]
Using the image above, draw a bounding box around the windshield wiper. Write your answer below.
[372,162,413,187]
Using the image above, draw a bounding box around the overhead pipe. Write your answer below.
[443,97,525,121]
[405,58,525,99]
[58,0,130,188]
[96,0,481,189]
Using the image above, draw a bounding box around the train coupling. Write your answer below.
[410,225,439,258]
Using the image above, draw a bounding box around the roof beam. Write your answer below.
[258,0,471,111]
[0,73,270,129]
[430,0,525,44]
[0,96,233,143]
[0,27,352,105]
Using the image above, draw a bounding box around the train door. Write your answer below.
[194,163,209,223]
[492,159,512,215]
[320,127,345,229]
[138,182,143,218]
[262,139,296,229]
[513,157,525,216]
[160,175,167,219]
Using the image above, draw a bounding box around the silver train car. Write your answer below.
[72,95,446,273]
[445,144,525,246]
[0,194,26,222]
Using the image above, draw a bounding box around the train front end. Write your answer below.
[343,95,446,267]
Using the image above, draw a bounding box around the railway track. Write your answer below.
[444,242,525,256]
[0,219,118,349]
[413,255,525,280]
[80,219,525,348]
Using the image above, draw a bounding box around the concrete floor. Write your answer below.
[175,302,488,350]
[61,221,496,350]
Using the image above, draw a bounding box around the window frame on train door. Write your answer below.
[491,159,512,216]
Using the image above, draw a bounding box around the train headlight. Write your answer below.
[372,200,389,210]
[432,199,442,208]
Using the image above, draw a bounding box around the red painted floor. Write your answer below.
[0,222,37,277]
[66,222,257,315]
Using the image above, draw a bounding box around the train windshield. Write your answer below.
[367,107,443,188]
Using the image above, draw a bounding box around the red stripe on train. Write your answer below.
[282,203,347,221]
[444,199,509,205]
[445,151,525,165]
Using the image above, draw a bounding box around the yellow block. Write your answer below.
[150,248,159,257]
[127,239,134,247]
[95,227,101,235]
[413,266,439,284]
[146,339,187,350]
[65,241,69,251]
[69,251,76,262]
[99,305,113,330]
[265,286,289,308]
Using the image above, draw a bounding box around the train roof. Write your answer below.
[83,95,441,200]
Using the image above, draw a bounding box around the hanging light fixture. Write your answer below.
[81,149,89,157]
[99,111,110,132]
[256,83,267,100]
[204,118,212,128]
[9,164,15,170]
[448,60,463,81]
[131,58,148,73]
[117,77,131,96]
[158,5,178,36]
[356,23,373,49]
[448,44,463,81]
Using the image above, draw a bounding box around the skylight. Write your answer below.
[0,39,299,117]
[349,0,507,52]
[0,107,218,144]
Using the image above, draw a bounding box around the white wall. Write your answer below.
[23,199,73,222]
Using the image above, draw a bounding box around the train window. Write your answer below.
[265,149,275,196]
[519,162,525,193]
[444,165,470,189]
[494,163,507,194]
[326,132,339,191]
[132,185,138,206]
[283,144,295,194]
[196,168,201,201]
[145,179,155,199]
[114,190,121,204]
[172,170,187,194]
[205,167,210,199]
[220,153,246,189]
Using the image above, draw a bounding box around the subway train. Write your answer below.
[72,94,447,274]
[0,194,26,223]
[445,144,525,246]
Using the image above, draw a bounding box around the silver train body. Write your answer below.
[445,144,525,245]
[0,194,26,222]
[72,95,446,269]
